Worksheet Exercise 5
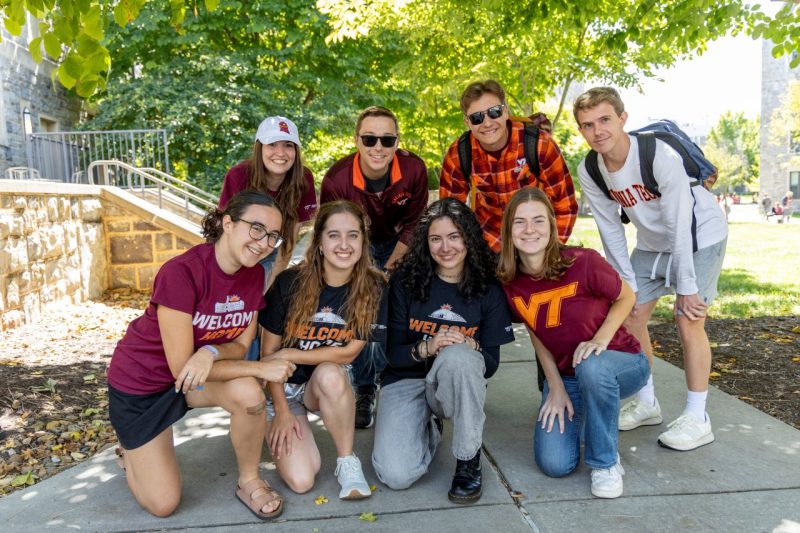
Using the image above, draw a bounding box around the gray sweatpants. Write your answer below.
[371,343,487,490]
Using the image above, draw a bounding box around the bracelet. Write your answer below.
[201,345,220,360]
[410,341,423,363]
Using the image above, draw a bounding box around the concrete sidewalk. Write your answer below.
[1,323,799,532]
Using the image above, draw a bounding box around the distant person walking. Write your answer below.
[761,193,772,220]
[782,191,794,223]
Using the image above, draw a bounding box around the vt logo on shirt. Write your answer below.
[512,283,578,329]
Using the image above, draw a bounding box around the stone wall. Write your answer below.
[0,181,202,331]
[759,41,800,202]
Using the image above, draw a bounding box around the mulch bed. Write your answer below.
[1,291,798,497]
[650,316,800,430]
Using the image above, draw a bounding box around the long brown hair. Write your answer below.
[496,187,575,283]
[282,200,386,347]
[246,140,308,256]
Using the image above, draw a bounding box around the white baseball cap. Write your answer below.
[255,116,301,147]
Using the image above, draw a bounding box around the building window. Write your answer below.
[39,116,59,132]
[790,171,800,199]
[791,131,800,154]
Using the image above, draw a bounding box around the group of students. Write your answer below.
[107,81,728,519]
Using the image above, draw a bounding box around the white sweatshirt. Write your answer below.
[577,135,728,295]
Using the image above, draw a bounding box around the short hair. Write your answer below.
[572,87,626,124]
[355,106,398,136]
[460,80,506,115]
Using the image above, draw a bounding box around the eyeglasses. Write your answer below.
[238,219,284,248]
[359,135,398,148]
[467,104,506,126]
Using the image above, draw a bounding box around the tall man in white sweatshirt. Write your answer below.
[573,87,728,451]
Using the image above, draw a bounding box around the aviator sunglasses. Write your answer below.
[467,104,506,126]
[360,135,398,148]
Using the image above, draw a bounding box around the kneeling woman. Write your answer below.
[497,187,649,499]
[372,198,514,504]
[259,200,387,500]
[108,191,296,518]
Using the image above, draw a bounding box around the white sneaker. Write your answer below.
[335,454,372,500]
[618,397,663,431]
[591,458,625,499]
[657,412,715,451]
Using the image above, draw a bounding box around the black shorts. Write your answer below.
[109,384,190,450]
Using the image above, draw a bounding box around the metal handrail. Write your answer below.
[87,160,215,222]
[5,167,41,180]
[139,167,218,204]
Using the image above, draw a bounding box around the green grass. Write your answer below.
[567,216,800,320]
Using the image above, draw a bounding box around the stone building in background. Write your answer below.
[0,19,82,176]
[760,41,800,202]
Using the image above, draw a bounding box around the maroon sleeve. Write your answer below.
[218,163,248,210]
[583,249,622,302]
[398,158,429,245]
[150,261,198,315]
[298,168,318,222]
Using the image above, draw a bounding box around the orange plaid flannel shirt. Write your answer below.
[439,121,578,253]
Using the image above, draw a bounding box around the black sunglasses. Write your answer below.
[467,104,506,126]
[360,135,398,148]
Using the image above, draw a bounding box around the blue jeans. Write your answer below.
[350,237,397,391]
[534,350,649,476]
[245,250,278,361]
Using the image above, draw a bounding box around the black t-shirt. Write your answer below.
[259,268,388,384]
[364,169,391,194]
[382,274,514,387]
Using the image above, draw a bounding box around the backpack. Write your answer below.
[583,120,718,251]
[457,112,552,185]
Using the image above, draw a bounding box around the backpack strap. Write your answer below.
[636,132,660,197]
[586,150,631,224]
[457,131,472,185]
[522,124,540,178]
[638,133,699,251]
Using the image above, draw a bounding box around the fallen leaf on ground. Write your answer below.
[314,495,328,505]
[369,485,377,491]
[359,512,378,522]
[709,371,721,379]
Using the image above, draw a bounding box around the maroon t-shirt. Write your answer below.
[320,150,429,245]
[107,243,266,394]
[218,161,318,222]
[502,247,641,377]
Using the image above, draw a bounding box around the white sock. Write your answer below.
[637,374,656,407]
[684,390,708,422]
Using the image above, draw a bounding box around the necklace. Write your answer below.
[437,270,462,282]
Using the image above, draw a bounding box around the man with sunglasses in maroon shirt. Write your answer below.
[322,105,429,429]
[440,80,578,253]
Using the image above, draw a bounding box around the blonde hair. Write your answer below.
[572,87,625,124]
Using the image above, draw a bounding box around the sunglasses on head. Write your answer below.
[467,104,506,126]
[360,135,398,148]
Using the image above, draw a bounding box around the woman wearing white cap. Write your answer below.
[220,116,318,288]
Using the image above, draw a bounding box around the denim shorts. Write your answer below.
[631,237,727,305]
[265,364,355,420]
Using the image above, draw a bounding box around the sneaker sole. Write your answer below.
[340,489,371,500]
[355,418,374,429]
[618,415,663,431]
[657,432,715,451]
[447,490,482,504]
[591,486,623,499]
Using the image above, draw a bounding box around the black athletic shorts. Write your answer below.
[108,384,190,450]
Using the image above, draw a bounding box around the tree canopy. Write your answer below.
[704,111,759,192]
[0,0,790,192]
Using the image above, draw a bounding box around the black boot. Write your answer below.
[448,449,482,504]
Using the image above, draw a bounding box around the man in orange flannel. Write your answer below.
[440,80,578,252]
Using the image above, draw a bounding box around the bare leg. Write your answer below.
[675,315,711,392]
[121,427,181,517]
[622,299,659,368]
[304,362,355,457]
[267,415,321,493]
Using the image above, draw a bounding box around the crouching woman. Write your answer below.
[497,187,649,499]
[107,191,295,518]
[372,198,514,504]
